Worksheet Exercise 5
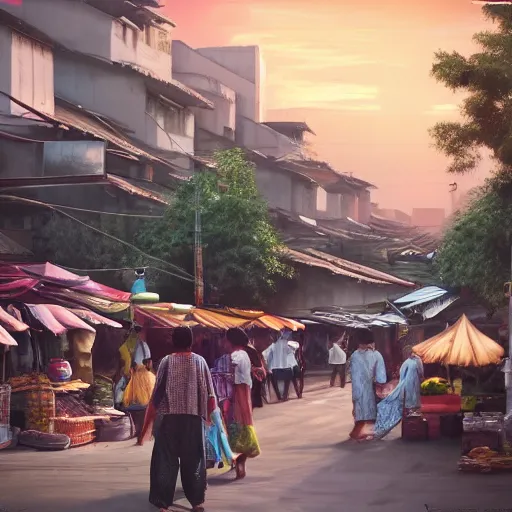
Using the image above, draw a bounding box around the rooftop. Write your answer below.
[262,121,316,136]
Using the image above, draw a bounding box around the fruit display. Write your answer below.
[421,377,450,396]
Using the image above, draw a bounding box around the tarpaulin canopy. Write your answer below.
[25,304,97,335]
[44,305,96,333]
[413,314,505,367]
[134,304,305,331]
[0,306,29,332]
[0,262,131,310]
[69,309,123,328]
[0,324,17,346]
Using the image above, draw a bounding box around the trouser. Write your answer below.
[251,378,264,408]
[149,414,206,509]
[271,368,293,401]
[330,364,346,388]
[291,365,303,398]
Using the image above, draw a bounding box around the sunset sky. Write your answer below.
[165,0,495,214]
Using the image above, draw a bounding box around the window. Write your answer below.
[156,29,171,54]
[140,25,171,54]
[146,95,194,138]
[316,187,327,212]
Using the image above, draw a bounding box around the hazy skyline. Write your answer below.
[165,0,495,214]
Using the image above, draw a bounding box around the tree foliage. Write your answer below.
[430,6,512,174]
[431,6,512,308]
[135,148,294,307]
[34,213,147,289]
[435,174,512,310]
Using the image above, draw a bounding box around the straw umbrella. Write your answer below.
[413,314,505,387]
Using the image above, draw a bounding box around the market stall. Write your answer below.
[412,314,510,469]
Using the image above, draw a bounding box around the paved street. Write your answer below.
[1,380,511,512]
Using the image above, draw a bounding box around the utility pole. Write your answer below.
[194,181,204,306]
[449,182,457,215]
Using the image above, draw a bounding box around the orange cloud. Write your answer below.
[165,0,493,212]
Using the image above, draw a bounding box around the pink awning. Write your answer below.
[20,262,89,286]
[26,304,67,335]
[44,305,96,333]
[0,307,29,332]
[0,324,17,346]
[69,308,122,328]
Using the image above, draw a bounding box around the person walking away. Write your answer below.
[295,336,306,397]
[245,341,266,409]
[328,339,347,388]
[137,327,216,512]
[288,338,303,398]
[374,347,424,439]
[223,328,261,479]
[263,330,295,401]
[349,330,387,441]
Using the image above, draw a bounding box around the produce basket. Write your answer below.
[50,416,97,447]
[12,386,56,433]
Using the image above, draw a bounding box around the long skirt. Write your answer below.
[149,414,206,509]
[227,384,261,458]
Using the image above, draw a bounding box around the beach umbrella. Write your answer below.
[413,314,504,367]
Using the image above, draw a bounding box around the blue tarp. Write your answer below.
[394,286,447,306]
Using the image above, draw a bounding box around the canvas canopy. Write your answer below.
[413,314,504,367]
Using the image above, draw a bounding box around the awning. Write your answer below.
[44,305,96,333]
[69,309,123,328]
[395,286,448,306]
[134,304,304,331]
[0,306,29,332]
[26,304,67,335]
[0,324,17,347]
[413,314,504,367]
[25,304,97,335]
[134,305,193,328]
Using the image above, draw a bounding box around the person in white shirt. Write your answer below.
[263,330,295,401]
[328,339,347,388]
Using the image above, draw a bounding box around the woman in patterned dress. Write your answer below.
[223,328,261,479]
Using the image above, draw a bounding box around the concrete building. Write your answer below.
[0,0,213,171]
[171,39,375,224]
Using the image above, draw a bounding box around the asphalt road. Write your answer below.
[1,379,511,512]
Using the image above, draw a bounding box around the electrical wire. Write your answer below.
[13,201,163,218]
[0,194,195,282]
[59,265,194,282]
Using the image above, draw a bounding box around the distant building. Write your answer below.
[372,206,412,226]
[411,208,446,235]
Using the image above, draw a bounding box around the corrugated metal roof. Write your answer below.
[0,232,31,256]
[303,248,415,288]
[118,63,213,109]
[106,174,170,205]
[284,248,389,285]
[394,286,448,305]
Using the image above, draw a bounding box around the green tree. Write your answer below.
[431,5,512,308]
[135,148,294,307]
[435,175,512,310]
[430,5,512,174]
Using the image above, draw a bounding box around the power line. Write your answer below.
[0,194,195,282]
[60,265,194,282]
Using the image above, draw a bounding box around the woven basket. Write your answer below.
[12,387,56,433]
[50,417,96,447]
[0,384,11,425]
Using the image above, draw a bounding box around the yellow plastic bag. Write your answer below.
[123,365,156,407]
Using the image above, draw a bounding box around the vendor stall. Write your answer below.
[412,315,511,470]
